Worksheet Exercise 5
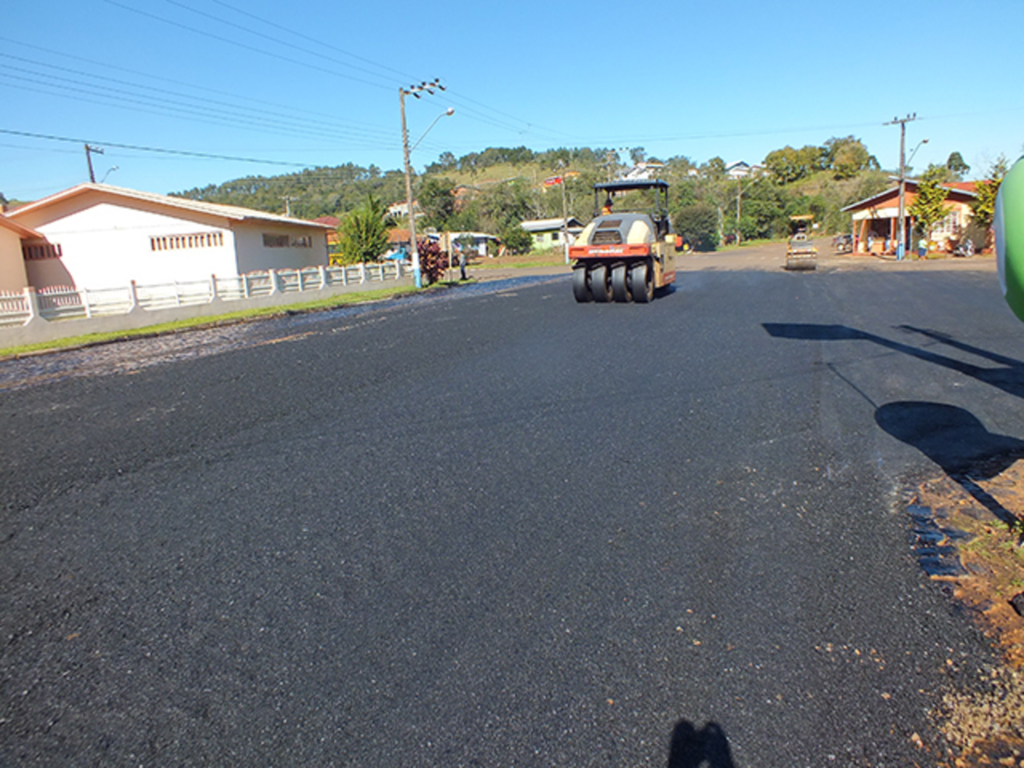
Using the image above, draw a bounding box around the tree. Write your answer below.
[629,147,647,165]
[908,166,952,239]
[417,176,456,230]
[824,136,878,180]
[763,146,812,184]
[674,203,720,251]
[946,152,970,180]
[701,156,727,181]
[498,222,533,255]
[970,155,1009,234]
[335,194,392,265]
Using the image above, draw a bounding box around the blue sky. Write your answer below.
[3,0,1023,202]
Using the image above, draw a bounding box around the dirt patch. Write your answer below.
[910,461,1024,765]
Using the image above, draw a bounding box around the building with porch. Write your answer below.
[841,180,976,255]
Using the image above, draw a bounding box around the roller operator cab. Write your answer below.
[569,179,681,303]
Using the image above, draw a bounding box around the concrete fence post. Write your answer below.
[360,263,366,284]
[269,269,277,296]
[23,286,39,324]
[319,265,327,290]
[82,288,92,319]
[210,274,219,302]
[243,273,250,299]
[128,280,139,311]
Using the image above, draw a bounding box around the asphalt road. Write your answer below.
[2,257,1023,767]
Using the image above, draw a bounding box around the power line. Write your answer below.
[101,0,395,92]
[0,53,397,143]
[0,129,315,167]
[0,77,397,151]
[150,0,576,144]
[206,0,420,83]
[161,0,405,88]
[0,70,394,147]
[0,36,393,135]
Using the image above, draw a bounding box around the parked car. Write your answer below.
[832,234,853,253]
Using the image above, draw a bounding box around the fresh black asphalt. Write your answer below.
[2,266,1023,766]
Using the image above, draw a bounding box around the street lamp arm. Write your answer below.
[411,108,454,153]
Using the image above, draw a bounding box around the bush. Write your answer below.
[417,238,449,284]
[674,203,720,251]
[499,222,533,255]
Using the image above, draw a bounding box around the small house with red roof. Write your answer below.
[841,180,977,254]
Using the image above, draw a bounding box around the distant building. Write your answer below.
[520,217,584,249]
[622,161,666,182]
[725,161,762,179]
[7,183,332,290]
[313,215,340,249]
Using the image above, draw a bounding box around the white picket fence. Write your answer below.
[0,262,405,328]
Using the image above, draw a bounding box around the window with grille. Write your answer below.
[22,243,63,260]
[263,233,312,248]
[150,231,224,251]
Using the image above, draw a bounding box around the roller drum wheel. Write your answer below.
[611,264,631,303]
[629,260,654,303]
[590,264,613,303]
[572,267,592,302]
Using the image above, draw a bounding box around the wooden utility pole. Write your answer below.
[400,79,445,289]
[84,144,103,183]
[736,178,742,245]
[885,113,916,260]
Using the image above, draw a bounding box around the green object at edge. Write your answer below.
[997,157,1024,322]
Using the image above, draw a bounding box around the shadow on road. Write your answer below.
[667,720,736,768]
[875,402,1024,528]
[762,322,1024,528]
[761,323,1024,400]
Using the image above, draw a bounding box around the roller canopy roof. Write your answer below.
[594,179,669,192]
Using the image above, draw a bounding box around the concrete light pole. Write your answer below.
[400,79,447,289]
[885,114,917,260]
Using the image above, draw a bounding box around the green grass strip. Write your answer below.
[0,285,422,359]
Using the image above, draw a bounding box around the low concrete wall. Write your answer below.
[0,272,415,348]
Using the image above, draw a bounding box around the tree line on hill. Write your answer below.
[172,137,993,255]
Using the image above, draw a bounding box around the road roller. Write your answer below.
[569,179,680,303]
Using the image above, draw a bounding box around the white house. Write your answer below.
[0,214,40,292]
[725,161,762,179]
[520,217,584,249]
[7,183,332,290]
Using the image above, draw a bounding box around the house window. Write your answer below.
[22,243,63,260]
[150,231,224,251]
[263,233,312,248]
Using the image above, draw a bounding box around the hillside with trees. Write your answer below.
[173,136,956,251]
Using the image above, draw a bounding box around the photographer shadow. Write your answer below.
[667,720,736,768]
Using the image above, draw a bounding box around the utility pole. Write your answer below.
[885,113,916,260]
[84,144,103,183]
[400,78,445,289]
[281,196,296,217]
[736,178,742,245]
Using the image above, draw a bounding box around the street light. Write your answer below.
[411,107,454,153]
[400,79,449,289]
[907,138,929,171]
[100,166,118,184]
